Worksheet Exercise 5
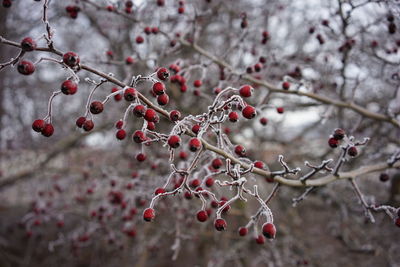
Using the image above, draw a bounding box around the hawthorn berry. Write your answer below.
[255,235,265,244]
[214,218,227,231]
[234,145,246,157]
[379,173,389,182]
[41,123,54,137]
[193,80,202,87]
[136,153,147,162]
[242,105,256,119]
[124,87,137,101]
[154,187,166,195]
[179,151,188,159]
[190,179,201,188]
[196,210,208,222]
[90,101,104,114]
[214,87,222,94]
[259,117,268,126]
[178,6,185,14]
[168,135,181,148]
[125,56,134,64]
[133,105,146,117]
[157,0,165,6]
[17,61,35,75]
[395,217,400,228]
[32,119,46,132]
[348,146,358,157]
[21,37,37,52]
[276,107,284,114]
[136,36,144,44]
[262,222,276,239]
[212,158,223,169]
[63,52,80,67]
[254,63,262,72]
[143,208,155,222]
[157,67,169,80]
[238,227,248,236]
[83,120,94,131]
[133,130,146,143]
[239,85,253,98]
[111,87,122,101]
[76,117,86,128]
[61,80,78,95]
[254,160,265,169]
[144,108,159,123]
[116,129,126,140]
[333,128,345,140]
[106,5,114,11]
[157,93,169,105]
[152,27,159,34]
[152,82,166,95]
[2,0,11,7]
[169,110,181,122]
[144,26,152,35]
[147,122,156,131]
[229,111,239,122]
[282,81,290,90]
[115,120,124,129]
[205,177,214,187]
[189,138,202,152]
[192,124,201,134]
[328,137,339,148]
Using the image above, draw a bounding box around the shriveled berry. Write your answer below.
[214,218,227,231]
[21,37,37,52]
[196,210,208,222]
[144,108,159,123]
[116,129,126,140]
[32,119,46,132]
[83,120,94,131]
[348,146,358,157]
[168,135,181,148]
[124,88,137,101]
[41,123,54,137]
[61,80,78,95]
[63,51,80,67]
[152,82,166,95]
[239,85,253,97]
[143,208,155,222]
[169,110,181,122]
[242,105,256,119]
[17,61,35,75]
[228,111,239,122]
[157,67,169,80]
[333,128,345,140]
[90,101,104,114]
[157,93,169,105]
[189,138,202,152]
[234,145,246,157]
[262,222,276,239]
[133,130,146,143]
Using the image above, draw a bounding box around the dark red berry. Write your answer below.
[136,153,146,162]
[144,108,159,123]
[63,52,80,67]
[282,81,290,90]
[234,145,246,157]
[395,217,400,227]
[136,36,144,44]
[333,128,345,140]
[192,124,201,134]
[116,129,126,140]
[238,227,248,236]
[157,67,169,80]
[242,105,256,119]
[193,80,202,87]
[168,135,181,148]
[262,222,276,239]
[41,123,54,137]
[157,93,169,105]
[143,208,155,222]
[214,218,227,231]
[276,107,284,114]
[76,117,86,128]
[147,122,156,131]
[111,87,122,101]
[205,177,214,187]
[189,138,202,152]
[61,80,78,95]
[348,146,358,157]
[157,0,165,6]
[17,61,35,75]
[328,137,339,148]
[212,158,223,169]
[259,117,268,126]
[239,85,253,97]
[21,37,37,52]
[133,104,146,117]
[32,119,46,132]
[133,130,146,143]
[190,179,200,188]
[379,173,389,182]
[124,88,137,101]
[196,210,208,222]
[228,111,239,122]
[169,110,181,122]
[255,235,265,244]
[152,82,166,95]
[125,56,134,64]
[90,101,104,114]
[83,120,94,131]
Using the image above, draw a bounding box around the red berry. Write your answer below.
[152,82,166,95]
[205,177,214,187]
[106,5,114,11]
[125,56,134,64]
[242,105,256,119]
[151,27,159,34]
[155,187,166,195]
[111,87,122,101]
[255,235,265,244]
[254,63,262,72]
[395,217,400,227]
[17,60,35,75]
[124,88,137,101]
[76,117,86,128]
[238,227,248,236]
[178,6,185,14]
[63,52,80,67]
[90,101,104,114]
[144,26,152,35]
[190,179,200,188]
[136,36,144,44]
[169,110,181,122]
[41,123,54,137]
[133,104,146,117]
[239,85,253,97]
[282,81,290,90]
[379,173,389,182]
[328,137,339,148]
[143,208,155,222]
[189,138,202,152]
[192,124,201,134]
[157,0,165,6]
[259,117,268,126]
[144,108,159,123]
[228,111,239,122]
[212,158,223,169]
[234,145,246,157]
[179,151,188,159]
[254,160,265,169]
[147,122,156,131]
[116,129,126,140]
[21,37,36,52]
[115,120,123,129]
[133,130,146,143]
[214,218,227,231]
[83,120,94,131]
[193,80,202,87]
[276,107,284,114]
[196,210,208,222]
[157,67,169,80]
[32,119,46,132]
[157,93,169,105]
[168,135,181,148]
[136,153,146,162]
[262,222,276,239]
[61,80,78,95]
[214,87,222,94]
[333,128,345,140]
[348,146,358,157]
